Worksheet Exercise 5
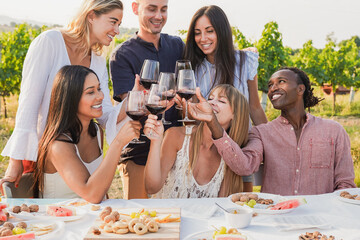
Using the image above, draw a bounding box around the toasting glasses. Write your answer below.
[177,69,196,122]
[140,59,159,90]
[126,91,147,144]
[145,84,168,137]
[174,60,192,110]
[158,72,176,125]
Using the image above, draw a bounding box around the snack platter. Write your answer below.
[183,229,253,240]
[334,188,360,205]
[7,204,87,222]
[84,207,180,240]
[0,220,64,239]
[228,192,298,214]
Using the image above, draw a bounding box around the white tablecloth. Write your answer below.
[5,189,360,240]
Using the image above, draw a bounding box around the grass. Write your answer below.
[0,88,359,198]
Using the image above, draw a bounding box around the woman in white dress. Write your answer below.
[33,65,141,203]
[184,5,267,126]
[144,85,250,198]
[0,0,132,190]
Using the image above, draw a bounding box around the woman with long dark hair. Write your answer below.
[184,5,267,126]
[34,65,141,203]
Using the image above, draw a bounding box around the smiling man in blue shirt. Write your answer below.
[110,0,184,199]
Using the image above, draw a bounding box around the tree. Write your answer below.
[0,23,44,117]
[255,21,290,109]
[318,36,349,112]
[291,40,325,84]
[232,27,252,49]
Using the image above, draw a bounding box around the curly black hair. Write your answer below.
[279,67,324,108]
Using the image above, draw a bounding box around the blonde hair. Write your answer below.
[189,84,250,196]
[62,0,123,58]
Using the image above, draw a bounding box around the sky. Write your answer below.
[1,0,360,49]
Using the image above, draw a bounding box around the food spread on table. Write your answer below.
[84,207,181,239]
[229,192,305,214]
[299,231,342,240]
[339,191,360,200]
[0,220,57,239]
[212,227,248,240]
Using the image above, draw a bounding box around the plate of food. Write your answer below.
[84,207,181,239]
[334,188,360,205]
[0,219,64,239]
[7,204,87,222]
[228,192,304,214]
[184,227,252,240]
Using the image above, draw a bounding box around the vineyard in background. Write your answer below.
[0,22,359,195]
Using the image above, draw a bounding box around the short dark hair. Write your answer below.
[279,67,324,108]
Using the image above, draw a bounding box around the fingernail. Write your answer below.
[15,184,18,188]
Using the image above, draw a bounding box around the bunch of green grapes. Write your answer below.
[244,199,256,208]
[212,226,227,239]
[130,210,157,218]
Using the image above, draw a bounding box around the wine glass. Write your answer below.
[177,69,196,122]
[174,60,192,110]
[145,84,167,137]
[126,91,147,144]
[158,72,176,125]
[140,59,159,90]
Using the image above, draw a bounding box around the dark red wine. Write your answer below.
[140,78,157,90]
[146,104,166,115]
[177,90,195,100]
[164,93,176,101]
[126,110,147,120]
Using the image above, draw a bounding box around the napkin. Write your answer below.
[273,215,332,231]
[182,204,221,219]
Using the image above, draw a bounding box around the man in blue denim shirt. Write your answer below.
[110,0,183,199]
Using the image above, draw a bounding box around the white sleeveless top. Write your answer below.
[152,126,225,199]
[43,125,103,198]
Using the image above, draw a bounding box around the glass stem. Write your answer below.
[184,100,189,119]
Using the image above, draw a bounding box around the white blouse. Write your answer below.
[152,126,225,199]
[1,30,123,161]
[195,50,259,100]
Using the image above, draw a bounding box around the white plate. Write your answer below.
[334,188,360,205]
[184,230,253,240]
[8,220,65,240]
[228,192,296,214]
[8,205,87,222]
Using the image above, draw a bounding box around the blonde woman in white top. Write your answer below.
[34,65,141,203]
[0,0,134,190]
[144,85,251,198]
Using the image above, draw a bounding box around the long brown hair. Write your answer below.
[189,84,249,196]
[184,5,246,96]
[33,65,98,195]
[62,0,123,59]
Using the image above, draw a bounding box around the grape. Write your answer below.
[150,211,157,217]
[212,230,219,239]
[219,226,227,234]
[245,199,256,208]
[142,210,149,216]
[12,227,26,235]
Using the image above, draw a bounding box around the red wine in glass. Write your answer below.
[126,110,147,121]
[164,92,176,101]
[140,78,158,90]
[145,104,166,115]
[177,89,195,101]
